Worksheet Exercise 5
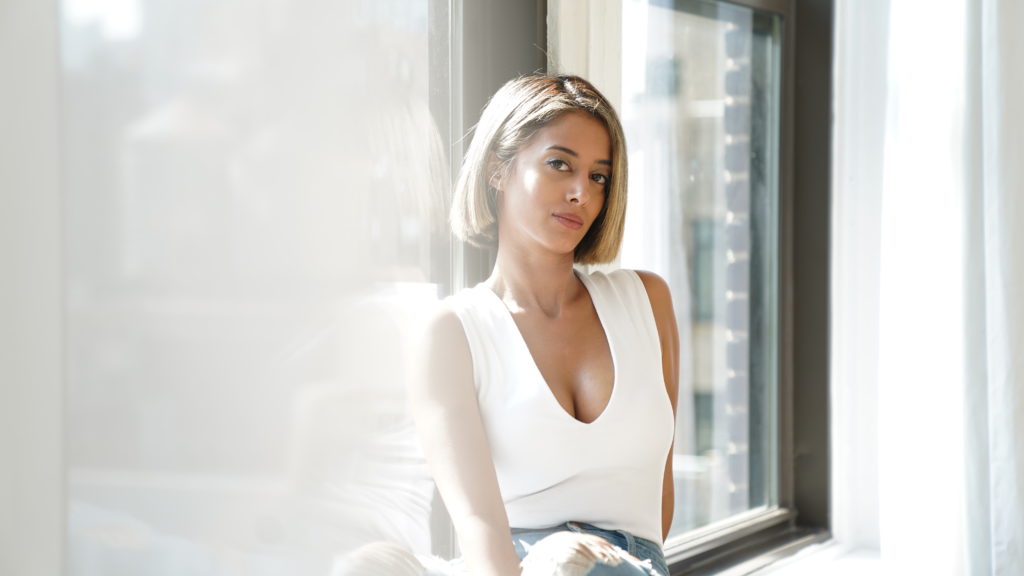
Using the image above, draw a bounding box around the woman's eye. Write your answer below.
[546,158,570,171]
[591,173,609,185]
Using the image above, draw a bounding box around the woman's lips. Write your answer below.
[553,212,583,230]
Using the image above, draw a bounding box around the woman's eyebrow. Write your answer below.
[545,145,611,166]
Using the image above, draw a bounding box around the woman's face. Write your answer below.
[496,111,612,260]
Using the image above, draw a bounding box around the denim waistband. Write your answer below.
[510,521,667,576]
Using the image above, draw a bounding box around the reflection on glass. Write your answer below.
[62,1,451,574]
[617,0,782,538]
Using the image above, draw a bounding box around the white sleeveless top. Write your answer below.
[447,268,674,545]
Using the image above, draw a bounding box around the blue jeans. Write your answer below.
[511,522,668,576]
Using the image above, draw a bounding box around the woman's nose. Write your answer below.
[567,174,590,204]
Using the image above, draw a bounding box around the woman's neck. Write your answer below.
[486,247,582,317]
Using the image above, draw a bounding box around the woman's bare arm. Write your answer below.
[410,304,522,576]
[636,271,681,541]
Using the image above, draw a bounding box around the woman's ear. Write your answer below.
[487,157,506,192]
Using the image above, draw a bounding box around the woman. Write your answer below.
[413,74,679,576]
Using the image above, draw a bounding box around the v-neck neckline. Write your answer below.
[480,270,619,426]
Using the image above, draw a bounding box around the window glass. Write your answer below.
[61,1,451,573]
[616,0,783,539]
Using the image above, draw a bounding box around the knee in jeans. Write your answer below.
[520,531,625,576]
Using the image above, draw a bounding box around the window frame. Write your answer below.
[646,0,835,571]
[658,0,835,571]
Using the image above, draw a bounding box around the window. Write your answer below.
[549,0,832,571]
[614,0,783,539]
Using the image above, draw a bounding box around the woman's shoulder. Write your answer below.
[416,299,474,386]
[425,284,495,350]
[631,270,672,306]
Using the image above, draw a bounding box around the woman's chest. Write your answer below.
[512,308,615,424]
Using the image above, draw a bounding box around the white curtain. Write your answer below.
[833,0,1023,574]
[967,1,1024,572]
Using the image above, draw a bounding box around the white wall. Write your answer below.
[0,0,64,574]
[829,0,888,552]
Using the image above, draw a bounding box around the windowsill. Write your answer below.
[748,541,881,575]
[667,515,828,574]
[667,507,796,567]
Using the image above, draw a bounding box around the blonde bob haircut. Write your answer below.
[450,74,628,264]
